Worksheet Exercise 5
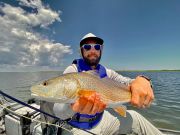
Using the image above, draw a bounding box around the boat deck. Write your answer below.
[1,101,180,135]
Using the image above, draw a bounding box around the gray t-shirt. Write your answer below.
[53,64,133,120]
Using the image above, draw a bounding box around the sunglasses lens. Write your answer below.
[82,44,101,51]
[94,44,101,50]
[83,44,91,50]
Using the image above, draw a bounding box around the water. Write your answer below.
[0,71,180,131]
[120,71,180,131]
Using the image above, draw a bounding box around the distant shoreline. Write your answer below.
[0,70,180,72]
[116,70,180,72]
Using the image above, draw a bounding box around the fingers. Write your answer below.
[90,94,101,114]
[71,96,87,112]
[92,95,106,114]
[90,99,99,114]
[71,93,106,115]
[81,95,95,114]
[144,87,155,107]
[130,78,155,108]
[97,101,106,113]
[131,90,141,108]
[143,91,151,107]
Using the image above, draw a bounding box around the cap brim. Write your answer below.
[80,37,104,46]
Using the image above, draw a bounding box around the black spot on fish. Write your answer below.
[43,81,48,86]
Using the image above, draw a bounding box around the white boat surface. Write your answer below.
[0,99,180,135]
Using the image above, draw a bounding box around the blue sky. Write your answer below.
[0,0,180,71]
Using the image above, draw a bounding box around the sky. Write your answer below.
[0,0,180,71]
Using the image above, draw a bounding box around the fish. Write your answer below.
[31,71,132,117]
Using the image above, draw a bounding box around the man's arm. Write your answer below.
[106,68,134,85]
[106,68,154,108]
[130,76,154,108]
[63,64,78,74]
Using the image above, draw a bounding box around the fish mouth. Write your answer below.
[30,85,49,98]
[30,85,42,94]
[31,93,39,98]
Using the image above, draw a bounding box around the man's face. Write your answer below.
[81,40,102,66]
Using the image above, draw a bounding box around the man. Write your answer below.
[44,33,162,135]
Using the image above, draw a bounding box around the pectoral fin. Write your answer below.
[78,89,96,97]
[114,105,127,117]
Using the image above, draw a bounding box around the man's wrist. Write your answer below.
[138,75,153,88]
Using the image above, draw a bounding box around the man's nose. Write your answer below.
[90,46,96,52]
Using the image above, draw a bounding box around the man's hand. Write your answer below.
[71,93,106,115]
[130,76,154,108]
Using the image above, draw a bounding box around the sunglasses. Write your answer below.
[81,44,102,51]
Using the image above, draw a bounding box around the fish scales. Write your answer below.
[31,71,132,117]
[31,71,131,104]
[74,72,131,102]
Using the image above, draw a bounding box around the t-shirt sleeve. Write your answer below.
[63,64,78,74]
[53,103,75,120]
[106,68,134,85]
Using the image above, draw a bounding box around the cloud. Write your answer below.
[0,0,72,70]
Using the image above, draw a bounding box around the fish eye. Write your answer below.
[43,81,48,86]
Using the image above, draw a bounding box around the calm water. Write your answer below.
[0,71,180,131]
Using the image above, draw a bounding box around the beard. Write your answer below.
[83,53,101,67]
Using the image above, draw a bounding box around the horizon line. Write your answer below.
[0,69,180,72]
